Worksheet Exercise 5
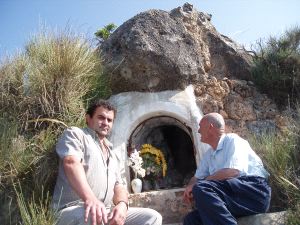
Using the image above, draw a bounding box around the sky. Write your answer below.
[0,0,300,59]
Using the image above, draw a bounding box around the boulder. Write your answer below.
[100,3,252,94]
[100,2,288,137]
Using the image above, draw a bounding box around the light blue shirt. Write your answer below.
[195,133,269,179]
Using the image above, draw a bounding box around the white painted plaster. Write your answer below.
[108,85,209,186]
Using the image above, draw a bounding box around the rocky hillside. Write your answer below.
[100,3,287,137]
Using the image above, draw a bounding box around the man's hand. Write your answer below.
[183,184,194,204]
[183,176,197,204]
[107,201,127,225]
[84,197,108,225]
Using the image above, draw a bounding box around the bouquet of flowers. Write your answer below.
[140,144,167,179]
[127,149,146,178]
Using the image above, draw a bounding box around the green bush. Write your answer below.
[251,26,300,110]
[95,23,117,44]
[250,107,300,223]
[0,27,107,224]
[15,184,58,225]
[25,29,102,126]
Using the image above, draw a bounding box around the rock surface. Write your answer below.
[100,3,288,137]
[100,3,252,93]
[129,189,287,225]
[238,211,286,225]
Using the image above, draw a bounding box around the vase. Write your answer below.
[142,179,152,192]
[131,178,142,193]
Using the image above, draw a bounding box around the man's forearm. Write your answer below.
[206,168,240,181]
[113,184,129,208]
[188,176,197,186]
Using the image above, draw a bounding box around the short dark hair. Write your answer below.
[86,99,117,117]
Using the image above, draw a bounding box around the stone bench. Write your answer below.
[237,211,286,225]
[129,188,286,225]
[162,212,286,225]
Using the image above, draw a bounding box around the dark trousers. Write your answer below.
[183,176,271,225]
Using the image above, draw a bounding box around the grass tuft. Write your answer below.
[15,183,58,225]
[0,26,107,224]
[250,106,300,223]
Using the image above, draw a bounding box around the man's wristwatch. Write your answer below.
[117,200,129,210]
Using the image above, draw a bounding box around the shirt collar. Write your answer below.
[85,127,113,148]
[215,133,226,152]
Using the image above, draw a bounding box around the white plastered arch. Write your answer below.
[108,85,209,187]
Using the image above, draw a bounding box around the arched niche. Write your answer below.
[108,85,208,191]
[128,116,197,190]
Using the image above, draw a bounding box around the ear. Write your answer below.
[85,114,90,125]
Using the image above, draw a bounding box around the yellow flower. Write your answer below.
[140,144,167,177]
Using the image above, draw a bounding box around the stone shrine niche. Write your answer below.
[128,116,197,190]
[108,85,206,193]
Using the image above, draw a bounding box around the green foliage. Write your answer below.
[95,23,117,44]
[0,121,60,224]
[84,69,112,106]
[0,27,109,224]
[250,107,300,222]
[24,29,102,126]
[287,203,300,225]
[0,55,28,126]
[251,26,300,109]
[15,184,58,225]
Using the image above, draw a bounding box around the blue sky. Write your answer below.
[1,0,299,59]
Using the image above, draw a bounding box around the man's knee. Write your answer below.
[183,213,193,225]
[183,210,202,225]
[126,207,162,225]
[144,208,162,225]
[192,181,211,202]
[56,205,85,225]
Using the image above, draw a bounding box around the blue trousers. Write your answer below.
[183,176,271,225]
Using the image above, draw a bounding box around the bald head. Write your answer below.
[202,113,225,132]
[198,113,225,149]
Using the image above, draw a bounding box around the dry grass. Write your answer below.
[0,27,105,224]
[15,184,58,225]
[250,107,300,223]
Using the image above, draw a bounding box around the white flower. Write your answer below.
[128,149,145,178]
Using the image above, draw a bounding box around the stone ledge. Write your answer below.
[129,188,286,225]
[129,188,191,224]
[237,211,286,225]
[163,211,286,225]
[162,212,287,225]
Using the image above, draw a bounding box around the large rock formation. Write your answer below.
[100,3,287,136]
[100,3,252,93]
[100,4,288,223]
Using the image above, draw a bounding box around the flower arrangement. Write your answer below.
[140,144,167,178]
[127,149,146,178]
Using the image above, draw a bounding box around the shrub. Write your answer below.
[24,28,102,126]
[250,106,300,223]
[0,27,106,224]
[15,185,58,225]
[95,23,117,44]
[251,26,300,110]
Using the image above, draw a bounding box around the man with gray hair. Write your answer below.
[183,113,271,225]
